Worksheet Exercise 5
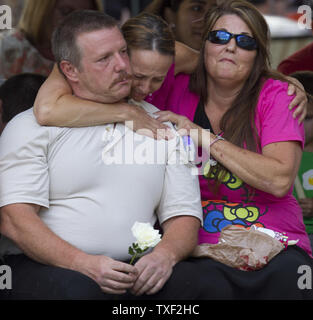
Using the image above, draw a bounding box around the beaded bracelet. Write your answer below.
[210,133,225,147]
[203,133,225,177]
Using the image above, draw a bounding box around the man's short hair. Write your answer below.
[51,10,118,70]
[0,73,46,123]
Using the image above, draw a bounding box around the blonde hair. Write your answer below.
[18,0,103,45]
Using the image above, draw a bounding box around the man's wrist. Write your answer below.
[153,245,180,266]
[69,250,91,275]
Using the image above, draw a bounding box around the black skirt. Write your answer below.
[190,245,313,300]
[135,245,313,300]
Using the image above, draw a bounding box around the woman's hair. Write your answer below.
[121,12,175,57]
[18,0,103,45]
[189,0,288,191]
[143,0,183,17]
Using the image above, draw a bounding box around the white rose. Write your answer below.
[131,222,162,250]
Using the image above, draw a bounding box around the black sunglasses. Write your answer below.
[208,30,258,51]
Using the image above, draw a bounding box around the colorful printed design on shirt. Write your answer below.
[207,169,244,190]
[202,200,266,233]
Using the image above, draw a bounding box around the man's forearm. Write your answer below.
[155,216,201,265]
[0,203,139,294]
[0,203,88,272]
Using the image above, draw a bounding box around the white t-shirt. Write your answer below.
[0,101,202,260]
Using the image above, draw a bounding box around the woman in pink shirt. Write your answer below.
[155,0,313,299]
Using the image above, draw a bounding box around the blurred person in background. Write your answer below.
[287,0,313,22]
[143,0,214,51]
[277,0,313,75]
[290,70,313,251]
[0,0,103,84]
[0,73,46,134]
[278,41,313,75]
[246,0,271,14]
[272,0,289,16]
[103,0,152,21]
[249,0,297,16]
[103,0,131,25]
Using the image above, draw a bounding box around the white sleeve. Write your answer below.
[156,135,203,225]
[0,110,50,208]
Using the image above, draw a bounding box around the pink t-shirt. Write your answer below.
[150,70,312,256]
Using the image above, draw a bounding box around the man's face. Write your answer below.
[74,27,132,103]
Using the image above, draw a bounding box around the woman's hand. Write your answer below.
[287,77,308,123]
[155,110,198,133]
[155,110,205,146]
[126,105,173,140]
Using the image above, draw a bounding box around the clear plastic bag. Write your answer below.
[192,225,297,271]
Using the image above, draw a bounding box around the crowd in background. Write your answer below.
[2,0,313,24]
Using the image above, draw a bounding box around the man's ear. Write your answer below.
[59,60,80,82]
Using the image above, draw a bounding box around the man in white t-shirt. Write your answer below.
[0,11,203,300]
